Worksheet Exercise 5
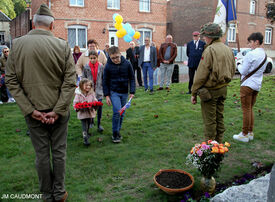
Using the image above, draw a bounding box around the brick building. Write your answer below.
[31,0,167,52]
[167,0,274,57]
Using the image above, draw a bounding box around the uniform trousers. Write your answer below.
[200,86,227,143]
[25,112,69,202]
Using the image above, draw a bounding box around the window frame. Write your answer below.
[107,0,120,10]
[249,0,255,15]
[0,31,5,44]
[265,27,272,45]
[137,28,152,45]
[69,0,84,7]
[139,0,150,12]
[227,23,236,42]
[67,25,87,50]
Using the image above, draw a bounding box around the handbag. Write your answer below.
[240,54,267,84]
[197,87,212,102]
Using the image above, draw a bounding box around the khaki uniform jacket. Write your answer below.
[5,29,76,117]
[75,50,107,76]
[191,39,236,96]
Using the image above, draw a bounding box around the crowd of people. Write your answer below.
[2,3,268,202]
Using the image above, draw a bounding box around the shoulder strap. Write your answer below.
[241,54,267,84]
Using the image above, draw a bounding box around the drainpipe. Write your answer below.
[49,0,51,9]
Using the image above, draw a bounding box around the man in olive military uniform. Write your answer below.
[191,22,235,143]
[6,4,75,202]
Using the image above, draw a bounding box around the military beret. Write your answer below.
[192,31,200,36]
[36,4,54,18]
[200,22,223,38]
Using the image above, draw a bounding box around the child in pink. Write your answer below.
[73,78,97,146]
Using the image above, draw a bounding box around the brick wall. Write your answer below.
[31,0,167,51]
[228,0,275,51]
[10,10,31,40]
[167,0,216,46]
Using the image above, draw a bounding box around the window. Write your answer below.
[107,0,120,9]
[265,28,272,44]
[0,32,4,44]
[137,28,152,45]
[227,24,236,42]
[70,0,84,7]
[68,25,87,49]
[109,30,118,47]
[139,0,150,12]
[250,0,255,14]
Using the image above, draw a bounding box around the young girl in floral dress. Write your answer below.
[73,78,97,146]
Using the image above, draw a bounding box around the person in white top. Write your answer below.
[233,32,267,143]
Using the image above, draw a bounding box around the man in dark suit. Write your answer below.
[138,38,157,94]
[126,42,142,86]
[186,31,206,94]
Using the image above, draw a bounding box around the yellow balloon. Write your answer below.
[116,28,127,38]
[133,31,141,39]
[115,15,123,24]
[114,23,123,30]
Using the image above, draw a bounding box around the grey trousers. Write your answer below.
[159,63,174,87]
[25,112,70,202]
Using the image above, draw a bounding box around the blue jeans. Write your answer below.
[110,91,128,133]
[142,62,154,91]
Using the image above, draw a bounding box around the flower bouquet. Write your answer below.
[186,140,230,178]
[74,101,103,111]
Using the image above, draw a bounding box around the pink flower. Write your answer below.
[196,149,203,157]
[201,144,210,150]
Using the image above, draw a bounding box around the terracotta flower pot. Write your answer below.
[153,169,194,195]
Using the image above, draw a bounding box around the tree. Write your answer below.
[266,2,275,24]
[0,0,16,19]
[13,0,27,17]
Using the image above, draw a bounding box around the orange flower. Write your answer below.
[219,148,225,154]
[225,142,230,147]
[201,142,206,145]
[214,143,219,147]
[207,140,212,144]
[219,144,224,147]
[211,147,219,153]
[190,148,194,154]
[224,147,229,152]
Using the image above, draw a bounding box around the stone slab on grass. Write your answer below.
[211,173,270,202]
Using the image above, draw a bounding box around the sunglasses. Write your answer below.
[4,51,9,53]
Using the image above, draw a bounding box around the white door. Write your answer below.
[109,31,118,47]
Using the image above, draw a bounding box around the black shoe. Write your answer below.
[186,91,191,94]
[83,136,90,146]
[116,136,121,143]
[112,132,120,143]
[149,90,154,95]
[26,130,30,136]
[157,87,163,90]
[97,125,104,133]
[87,132,92,137]
[83,132,90,146]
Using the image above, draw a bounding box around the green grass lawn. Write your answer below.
[0,76,274,202]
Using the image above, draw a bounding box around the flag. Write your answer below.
[214,0,237,34]
[118,97,132,116]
